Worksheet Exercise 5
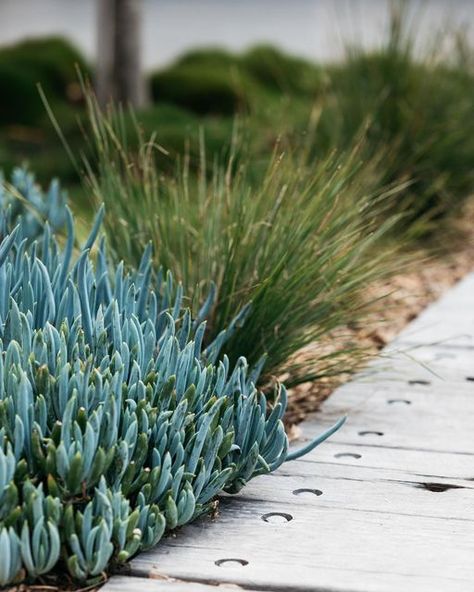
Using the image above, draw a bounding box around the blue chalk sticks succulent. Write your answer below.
[0,171,344,585]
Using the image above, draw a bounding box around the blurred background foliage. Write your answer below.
[0,6,473,239]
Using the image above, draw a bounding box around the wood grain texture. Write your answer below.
[102,575,260,591]
[359,345,474,381]
[231,459,474,521]
[105,274,474,591]
[130,506,474,592]
[298,384,474,454]
[393,273,474,348]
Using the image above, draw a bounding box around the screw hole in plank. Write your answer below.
[293,488,323,497]
[215,558,249,568]
[261,512,293,524]
[358,430,384,437]
[416,482,464,493]
[388,399,411,405]
[466,377,474,382]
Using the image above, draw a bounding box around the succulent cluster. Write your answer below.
[0,172,343,585]
[0,167,68,242]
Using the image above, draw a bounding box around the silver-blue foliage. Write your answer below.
[0,187,343,584]
[0,167,68,243]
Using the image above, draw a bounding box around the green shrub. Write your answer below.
[0,62,45,126]
[150,64,251,116]
[148,45,324,117]
[0,36,88,126]
[241,45,324,96]
[0,173,343,585]
[175,47,241,70]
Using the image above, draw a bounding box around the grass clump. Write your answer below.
[84,94,401,387]
[146,8,474,236]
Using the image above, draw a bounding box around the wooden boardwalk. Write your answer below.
[103,273,474,592]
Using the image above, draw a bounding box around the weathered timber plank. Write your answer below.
[358,346,474,382]
[393,273,474,347]
[298,386,474,454]
[394,324,474,348]
[102,574,262,591]
[295,341,474,455]
[226,459,474,521]
[297,441,474,479]
[130,504,474,592]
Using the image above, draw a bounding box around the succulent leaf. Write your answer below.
[0,174,344,584]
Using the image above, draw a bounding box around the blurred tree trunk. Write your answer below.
[96,0,146,108]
